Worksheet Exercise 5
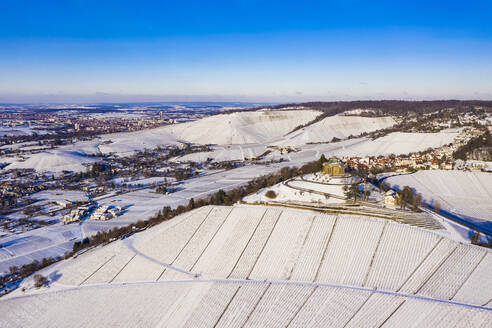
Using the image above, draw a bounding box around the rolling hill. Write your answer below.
[274,114,396,146]
[169,109,321,144]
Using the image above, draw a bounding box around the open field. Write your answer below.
[4,150,99,173]
[174,144,269,162]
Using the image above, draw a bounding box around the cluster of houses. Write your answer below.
[344,153,490,173]
[89,205,122,221]
[272,146,299,155]
[344,154,453,173]
[63,205,92,224]
[342,128,490,172]
[0,178,41,199]
[63,204,122,224]
[55,195,89,208]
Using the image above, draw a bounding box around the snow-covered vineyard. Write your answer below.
[3,281,490,328]
[387,170,492,224]
[2,205,491,327]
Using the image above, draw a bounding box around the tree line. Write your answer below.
[72,156,328,253]
[273,100,492,116]
[453,129,491,160]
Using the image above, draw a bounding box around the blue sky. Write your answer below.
[1,0,492,102]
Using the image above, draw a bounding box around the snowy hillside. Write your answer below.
[3,205,492,327]
[348,130,459,155]
[275,114,396,146]
[386,170,492,224]
[300,130,460,158]
[60,127,181,156]
[3,127,460,173]
[3,150,98,173]
[173,144,268,162]
[169,110,321,144]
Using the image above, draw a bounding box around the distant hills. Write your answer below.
[273,100,492,115]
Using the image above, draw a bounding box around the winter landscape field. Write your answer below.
[3,205,492,327]
[1,101,491,328]
[2,1,492,326]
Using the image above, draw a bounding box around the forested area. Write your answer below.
[453,130,492,160]
[274,100,492,115]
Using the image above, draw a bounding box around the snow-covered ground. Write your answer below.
[3,126,458,172]
[244,174,348,205]
[173,144,269,162]
[60,127,181,156]
[386,170,492,227]
[274,114,396,146]
[0,126,49,136]
[30,189,89,203]
[3,205,491,327]
[244,182,345,205]
[3,150,98,173]
[169,109,321,144]
[110,176,170,187]
[0,223,81,272]
[0,164,282,273]
[312,130,459,157]
[2,111,461,173]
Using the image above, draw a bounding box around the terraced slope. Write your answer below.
[169,110,321,144]
[387,170,492,224]
[2,205,491,327]
[275,114,396,146]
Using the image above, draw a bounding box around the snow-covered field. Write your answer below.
[173,144,269,162]
[60,127,181,156]
[60,109,320,158]
[3,205,491,327]
[274,114,396,146]
[244,182,345,205]
[0,224,81,272]
[110,176,170,187]
[342,130,459,156]
[30,189,89,203]
[311,130,459,157]
[263,130,460,165]
[244,174,347,205]
[0,126,48,136]
[3,150,98,173]
[386,170,492,226]
[4,280,491,328]
[169,109,321,145]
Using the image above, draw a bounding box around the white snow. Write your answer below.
[3,205,492,327]
[275,114,396,146]
[169,110,322,145]
[3,150,98,173]
[386,170,492,223]
[174,144,269,162]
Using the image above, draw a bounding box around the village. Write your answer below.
[339,127,490,173]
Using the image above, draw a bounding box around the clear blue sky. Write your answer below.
[1,0,492,102]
